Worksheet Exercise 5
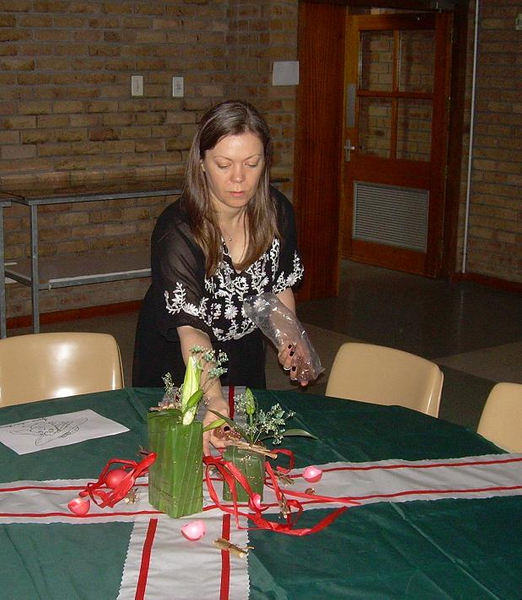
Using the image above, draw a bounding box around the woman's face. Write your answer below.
[201,132,264,213]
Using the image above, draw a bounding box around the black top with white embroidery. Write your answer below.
[152,186,304,343]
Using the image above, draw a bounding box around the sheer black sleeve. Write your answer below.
[150,202,213,341]
[271,187,304,294]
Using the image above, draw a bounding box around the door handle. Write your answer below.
[344,140,356,162]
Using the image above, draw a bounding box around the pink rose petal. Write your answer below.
[303,466,323,483]
[181,520,206,541]
[68,496,90,516]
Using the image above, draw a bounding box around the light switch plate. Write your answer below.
[172,76,184,98]
[131,75,143,97]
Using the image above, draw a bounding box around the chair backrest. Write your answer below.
[326,342,443,417]
[0,332,124,407]
[477,382,522,452]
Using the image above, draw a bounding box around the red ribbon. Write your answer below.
[204,449,356,536]
[79,453,156,509]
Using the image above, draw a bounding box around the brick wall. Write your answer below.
[1,1,519,324]
[0,0,298,320]
[227,0,298,181]
[461,0,522,282]
[0,1,233,182]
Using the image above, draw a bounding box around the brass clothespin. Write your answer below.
[213,537,254,559]
[124,488,138,504]
[278,494,291,518]
[274,469,294,486]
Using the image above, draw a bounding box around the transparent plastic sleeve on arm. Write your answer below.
[243,292,324,383]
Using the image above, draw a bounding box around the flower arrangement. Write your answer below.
[210,388,315,502]
[211,387,315,448]
[147,347,227,518]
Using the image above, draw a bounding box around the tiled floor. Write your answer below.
[9,260,522,432]
[297,261,522,430]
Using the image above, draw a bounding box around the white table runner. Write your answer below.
[2,453,521,599]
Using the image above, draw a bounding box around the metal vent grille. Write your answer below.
[353,182,429,252]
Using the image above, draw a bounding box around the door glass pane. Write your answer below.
[399,29,435,93]
[397,99,433,161]
[358,97,392,158]
[359,31,394,92]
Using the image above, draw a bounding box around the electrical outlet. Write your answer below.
[131,75,143,97]
[172,76,184,98]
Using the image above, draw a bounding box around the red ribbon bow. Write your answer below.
[77,452,156,509]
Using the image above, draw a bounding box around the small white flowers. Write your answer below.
[234,389,296,446]
[189,346,228,385]
[160,372,181,409]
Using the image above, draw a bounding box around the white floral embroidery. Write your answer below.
[164,240,304,342]
[165,285,210,320]
[164,282,186,313]
[224,303,238,320]
[273,251,305,294]
[253,296,269,312]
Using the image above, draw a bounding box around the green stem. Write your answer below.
[249,412,256,445]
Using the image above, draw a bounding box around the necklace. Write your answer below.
[221,229,233,242]
[221,217,244,244]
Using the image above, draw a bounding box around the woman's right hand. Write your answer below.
[202,396,230,455]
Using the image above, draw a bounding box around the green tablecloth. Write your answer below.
[0,388,521,599]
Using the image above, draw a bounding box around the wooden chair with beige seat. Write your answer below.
[326,342,444,417]
[0,332,124,407]
[477,382,522,452]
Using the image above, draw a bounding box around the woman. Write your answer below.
[133,100,304,452]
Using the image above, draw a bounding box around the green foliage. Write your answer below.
[211,388,317,446]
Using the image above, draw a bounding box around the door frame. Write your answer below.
[293,0,470,301]
[342,12,453,277]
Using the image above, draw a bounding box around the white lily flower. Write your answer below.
[181,355,201,425]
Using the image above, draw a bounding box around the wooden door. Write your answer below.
[342,13,452,276]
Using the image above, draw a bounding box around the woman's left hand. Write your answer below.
[278,341,309,387]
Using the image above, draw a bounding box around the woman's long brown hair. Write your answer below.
[181,100,278,276]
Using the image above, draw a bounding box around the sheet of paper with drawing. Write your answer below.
[0,409,129,455]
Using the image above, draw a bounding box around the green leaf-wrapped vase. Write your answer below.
[148,409,203,518]
[223,446,265,503]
